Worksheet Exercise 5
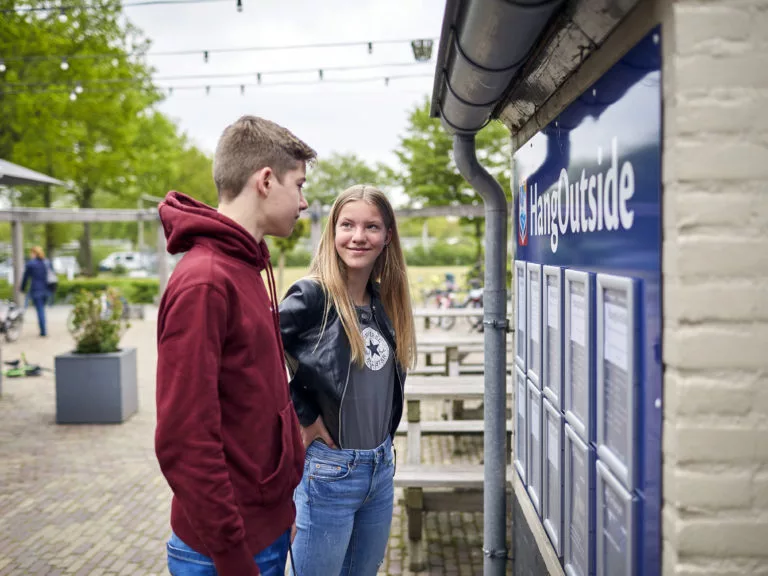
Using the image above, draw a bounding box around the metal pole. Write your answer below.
[453,134,508,576]
[138,197,144,251]
[310,200,322,256]
[11,220,24,306]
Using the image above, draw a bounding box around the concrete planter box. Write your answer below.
[54,347,138,424]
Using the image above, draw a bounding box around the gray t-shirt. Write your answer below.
[339,305,395,450]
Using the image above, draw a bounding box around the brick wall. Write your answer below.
[661,0,768,573]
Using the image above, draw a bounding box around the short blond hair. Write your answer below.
[213,115,317,201]
[30,246,45,259]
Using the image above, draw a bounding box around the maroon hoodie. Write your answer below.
[154,191,304,575]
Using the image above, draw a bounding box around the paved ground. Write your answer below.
[0,306,511,575]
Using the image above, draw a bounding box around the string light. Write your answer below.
[0,37,439,65]
[3,0,236,13]
[0,73,434,97]
[60,57,69,70]
[58,8,67,22]
[0,60,6,73]
[0,61,431,92]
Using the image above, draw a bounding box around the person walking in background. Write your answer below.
[279,185,417,576]
[154,115,316,576]
[20,246,50,337]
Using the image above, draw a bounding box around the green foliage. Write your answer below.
[390,98,513,268]
[304,153,385,206]
[0,280,14,301]
[393,98,512,206]
[285,250,312,267]
[67,288,129,354]
[404,242,477,266]
[56,278,158,304]
[0,2,214,267]
[273,219,309,256]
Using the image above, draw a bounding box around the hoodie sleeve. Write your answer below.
[155,283,259,576]
[279,280,323,427]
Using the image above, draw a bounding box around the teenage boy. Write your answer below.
[155,115,316,575]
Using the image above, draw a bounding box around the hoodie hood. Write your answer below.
[159,191,270,269]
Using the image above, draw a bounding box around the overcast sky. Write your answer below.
[124,0,445,169]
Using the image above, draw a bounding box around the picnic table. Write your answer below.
[395,374,514,571]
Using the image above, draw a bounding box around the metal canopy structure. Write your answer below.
[0,206,167,305]
[0,159,65,187]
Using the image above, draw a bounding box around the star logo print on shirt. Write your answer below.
[362,326,389,371]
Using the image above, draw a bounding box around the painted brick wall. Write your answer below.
[661,0,768,574]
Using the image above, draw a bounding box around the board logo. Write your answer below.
[518,179,528,246]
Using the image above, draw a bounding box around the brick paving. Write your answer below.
[0,306,512,575]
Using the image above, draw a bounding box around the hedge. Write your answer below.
[404,243,478,266]
[0,278,159,304]
[54,278,160,303]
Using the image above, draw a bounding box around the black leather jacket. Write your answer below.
[279,278,406,448]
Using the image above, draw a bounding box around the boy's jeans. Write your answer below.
[166,529,289,575]
[291,436,395,576]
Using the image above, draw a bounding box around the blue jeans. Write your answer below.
[31,294,47,336]
[166,529,289,575]
[291,436,395,576]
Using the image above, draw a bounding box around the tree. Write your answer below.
[392,98,512,273]
[0,0,189,273]
[272,218,309,294]
[304,152,382,207]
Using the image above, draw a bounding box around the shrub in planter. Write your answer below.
[54,288,138,424]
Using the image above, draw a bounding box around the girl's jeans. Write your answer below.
[290,436,395,576]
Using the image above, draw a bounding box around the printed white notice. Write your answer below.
[548,420,559,469]
[531,397,540,439]
[570,292,586,346]
[548,285,559,330]
[604,301,628,371]
[518,275,525,331]
[531,279,540,342]
[517,379,525,418]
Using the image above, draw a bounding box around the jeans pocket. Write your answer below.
[308,457,352,481]
[166,537,216,575]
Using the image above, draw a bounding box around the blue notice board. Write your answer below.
[513,26,662,576]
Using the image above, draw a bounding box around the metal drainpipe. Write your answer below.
[453,133,508,575]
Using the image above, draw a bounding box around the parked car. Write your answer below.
[98,251,148,273]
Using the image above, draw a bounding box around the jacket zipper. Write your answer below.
[338,359,352,450]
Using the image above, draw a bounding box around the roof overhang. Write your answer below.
[0,159,65,187]
[431,0,642,136]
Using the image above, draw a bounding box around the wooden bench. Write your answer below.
[415,338,514,419]
[394,464,514,571]
[395,419,513,435]
[403,377,513,465]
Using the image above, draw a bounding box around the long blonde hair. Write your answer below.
[309,185,416,369]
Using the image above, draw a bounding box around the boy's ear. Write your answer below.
[252,167,273,197]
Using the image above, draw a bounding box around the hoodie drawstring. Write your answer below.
[264,259,287,377]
